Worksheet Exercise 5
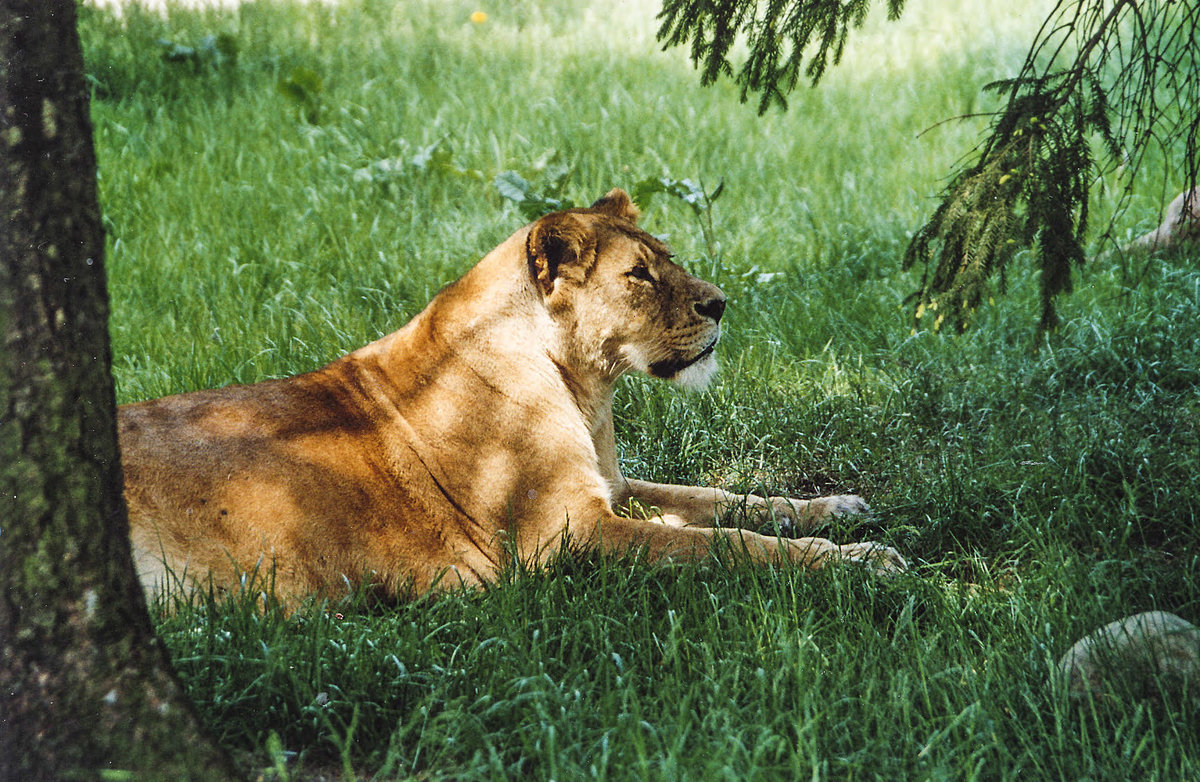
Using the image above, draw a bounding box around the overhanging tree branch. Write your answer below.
[657,0,1200,331]
[657,0,906,113]
[905,0,1199,332]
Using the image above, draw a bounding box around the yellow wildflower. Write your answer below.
[470,11,488,23]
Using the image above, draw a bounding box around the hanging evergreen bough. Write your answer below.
[657,0,906,114]
[906,0,1200,332]
[657,0,1199,331]
[903,80,1096,333]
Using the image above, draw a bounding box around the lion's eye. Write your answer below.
[626,264,655,283]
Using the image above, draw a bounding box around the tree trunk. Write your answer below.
[0,2,239,778]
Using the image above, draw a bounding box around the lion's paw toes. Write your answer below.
[767,494,870,536]
[805,494,871,524]
[828,494,871,517]
[839,542,907,575]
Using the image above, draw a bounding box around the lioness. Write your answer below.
[121,189,904,607]
[1128,186,1199,251]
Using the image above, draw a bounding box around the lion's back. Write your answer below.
[117,367,432,600]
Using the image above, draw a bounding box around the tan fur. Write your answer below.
[121,189,904,608]
[1129,187,1200,250]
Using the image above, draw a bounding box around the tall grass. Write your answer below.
[81,0,1199,778]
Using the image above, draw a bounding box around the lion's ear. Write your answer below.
[590,188,640,223]
[526,212,593,296]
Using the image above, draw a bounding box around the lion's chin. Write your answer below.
[621,340,720,391]
[670,352,718,392]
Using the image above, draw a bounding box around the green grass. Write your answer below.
[81,0,1199,778]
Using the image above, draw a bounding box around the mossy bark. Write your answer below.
[0,2,239,778]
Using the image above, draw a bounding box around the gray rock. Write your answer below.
[1057,611,1200,702]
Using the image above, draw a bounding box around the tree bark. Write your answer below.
[0,2,239,778]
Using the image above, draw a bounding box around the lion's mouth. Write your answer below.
[648,336,719,378]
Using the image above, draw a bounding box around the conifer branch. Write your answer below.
[904,0,1198,332]
[656,0,901,113]
[657,0,1199,331]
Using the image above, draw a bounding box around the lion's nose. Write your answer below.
[694,296,726,323]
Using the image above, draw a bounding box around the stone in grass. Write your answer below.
[1057,611,1200,704]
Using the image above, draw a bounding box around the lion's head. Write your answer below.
[526,189,726,391]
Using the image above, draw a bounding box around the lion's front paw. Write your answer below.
[810,494,871,521]
[837,541,907,575]
[772,494,871,534]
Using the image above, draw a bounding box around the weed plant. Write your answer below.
[81,0,1199,778]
